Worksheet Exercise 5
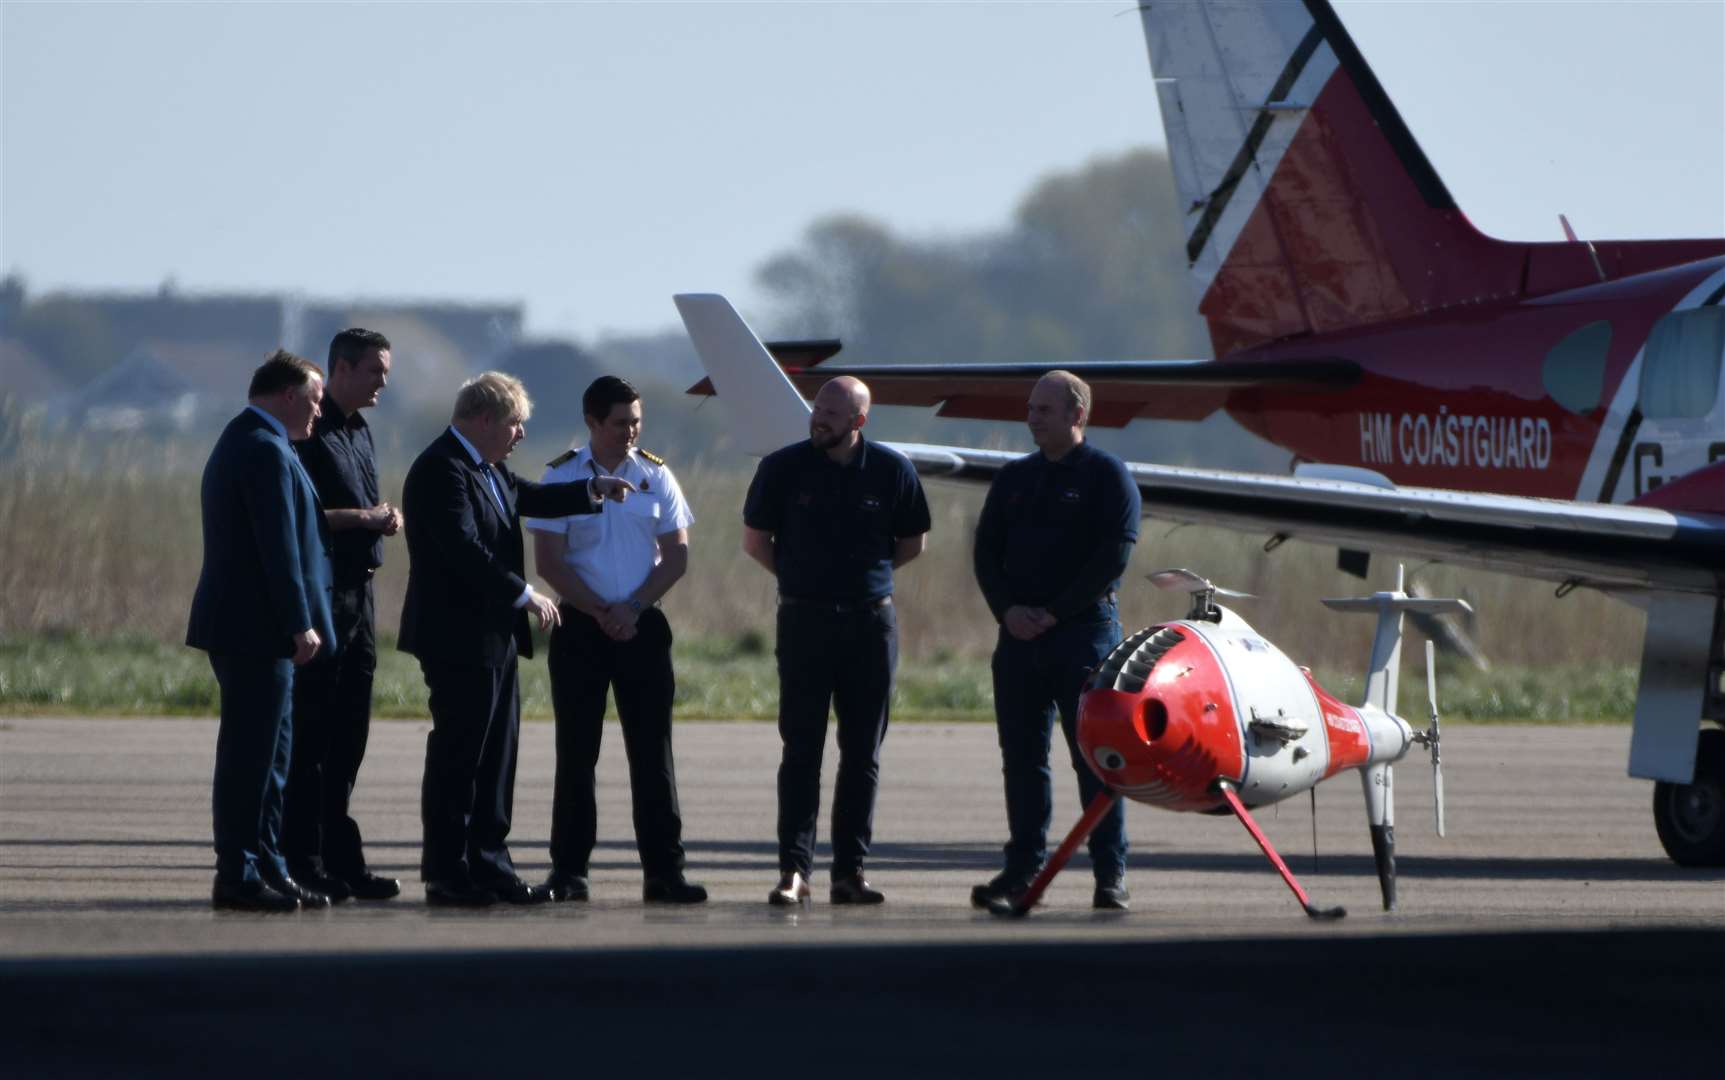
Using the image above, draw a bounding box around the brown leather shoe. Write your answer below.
[830,874,885,905]
[767,871,811,906]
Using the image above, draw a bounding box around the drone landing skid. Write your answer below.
[994,791,1121,917]
[1217,783,1347,921]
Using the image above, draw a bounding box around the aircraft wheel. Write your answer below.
[1653,728,1725,867]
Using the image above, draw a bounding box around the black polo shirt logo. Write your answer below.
[860,495,882,511]
[1061,487,1082,502]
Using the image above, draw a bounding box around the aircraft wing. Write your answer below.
[687,355,1359,424]
[887,442,1725,596]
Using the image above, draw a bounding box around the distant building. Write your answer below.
[0,281,527,432]
[56,346,199,433]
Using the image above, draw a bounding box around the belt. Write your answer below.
[779,595,892,614]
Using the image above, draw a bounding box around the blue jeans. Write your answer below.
[990,607,1127,882]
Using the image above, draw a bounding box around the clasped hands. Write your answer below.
[367,502,404,536]
[524,596,640,639]
[1003,604,1057,641]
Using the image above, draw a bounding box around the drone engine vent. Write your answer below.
[1090,626,1187,694]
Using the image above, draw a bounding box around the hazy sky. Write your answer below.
[3,1,1722,342]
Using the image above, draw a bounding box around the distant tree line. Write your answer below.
[755,148,1211,365]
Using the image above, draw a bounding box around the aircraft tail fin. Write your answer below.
[672,294,810,457]
[1139,0,1725,357]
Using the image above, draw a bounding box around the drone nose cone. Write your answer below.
[1077,687,1187,788]
[1079,657,1238,812]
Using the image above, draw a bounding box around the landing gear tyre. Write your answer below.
[1653,728,1725,867]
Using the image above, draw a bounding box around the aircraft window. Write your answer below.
[1639,307,1725,420]
[1542,320,1612,413]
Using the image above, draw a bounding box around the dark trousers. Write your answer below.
[208,652,295,886]
[991,608,1127,882]
[419,649,522,888]
[282,580,377,878]
[547,606,686,880]
[775,600,897,880]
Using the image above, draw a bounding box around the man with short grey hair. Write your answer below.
[400,371,633,907]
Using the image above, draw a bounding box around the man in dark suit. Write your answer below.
[400,371,632,907]
[187,349,337,912]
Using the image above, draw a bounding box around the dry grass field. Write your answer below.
[0,420,1647,718]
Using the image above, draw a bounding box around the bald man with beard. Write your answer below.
[742,377,931,907]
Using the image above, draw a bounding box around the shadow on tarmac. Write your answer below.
[2,930,1720,1077]
[8,835,1723,883]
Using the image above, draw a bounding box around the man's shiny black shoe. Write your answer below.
[830,874,886,905]
[488,878,553,905]
[342,872,401,901]
[212,878,300,913]
[970,870,1034,910]
[643,876,708,904]
[261,870,333,909]
[767,871,811,907]
[544,871,591,902]
[425,880,498,908]
[288,867,353,903]
[1093,879,1131,911]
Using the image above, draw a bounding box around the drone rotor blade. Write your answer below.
[1212,586,1258,600]
[1147,568,1209,594]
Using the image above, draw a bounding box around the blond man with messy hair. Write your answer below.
[453,370,534,424]
[399,370,633,908]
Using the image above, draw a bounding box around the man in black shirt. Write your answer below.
[971,371,1141,911]
[742,376,931,906]
[285,328,404,902]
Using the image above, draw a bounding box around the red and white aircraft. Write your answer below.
[678,0,1725,866]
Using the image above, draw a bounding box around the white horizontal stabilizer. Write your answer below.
[673,293,810,457]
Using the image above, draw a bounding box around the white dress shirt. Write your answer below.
[525,446,695,604]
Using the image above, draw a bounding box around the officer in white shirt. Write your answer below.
[525,375,706,904]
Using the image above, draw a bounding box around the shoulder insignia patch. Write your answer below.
[637,447,666,466]
[546,449,578,468]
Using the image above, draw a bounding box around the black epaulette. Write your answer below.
[546,449,579,468]
[637,447,665,466]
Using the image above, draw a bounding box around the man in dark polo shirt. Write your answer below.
[742,376,931,907]
[970,370,1141,912]
[284,328,404,901]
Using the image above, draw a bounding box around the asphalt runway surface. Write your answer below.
[3,716,1722,1076]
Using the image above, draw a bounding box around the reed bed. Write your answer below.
[0,423,1645,718]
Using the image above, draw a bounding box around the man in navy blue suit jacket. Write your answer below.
[400,371,633,907]
[187,349,337,912]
